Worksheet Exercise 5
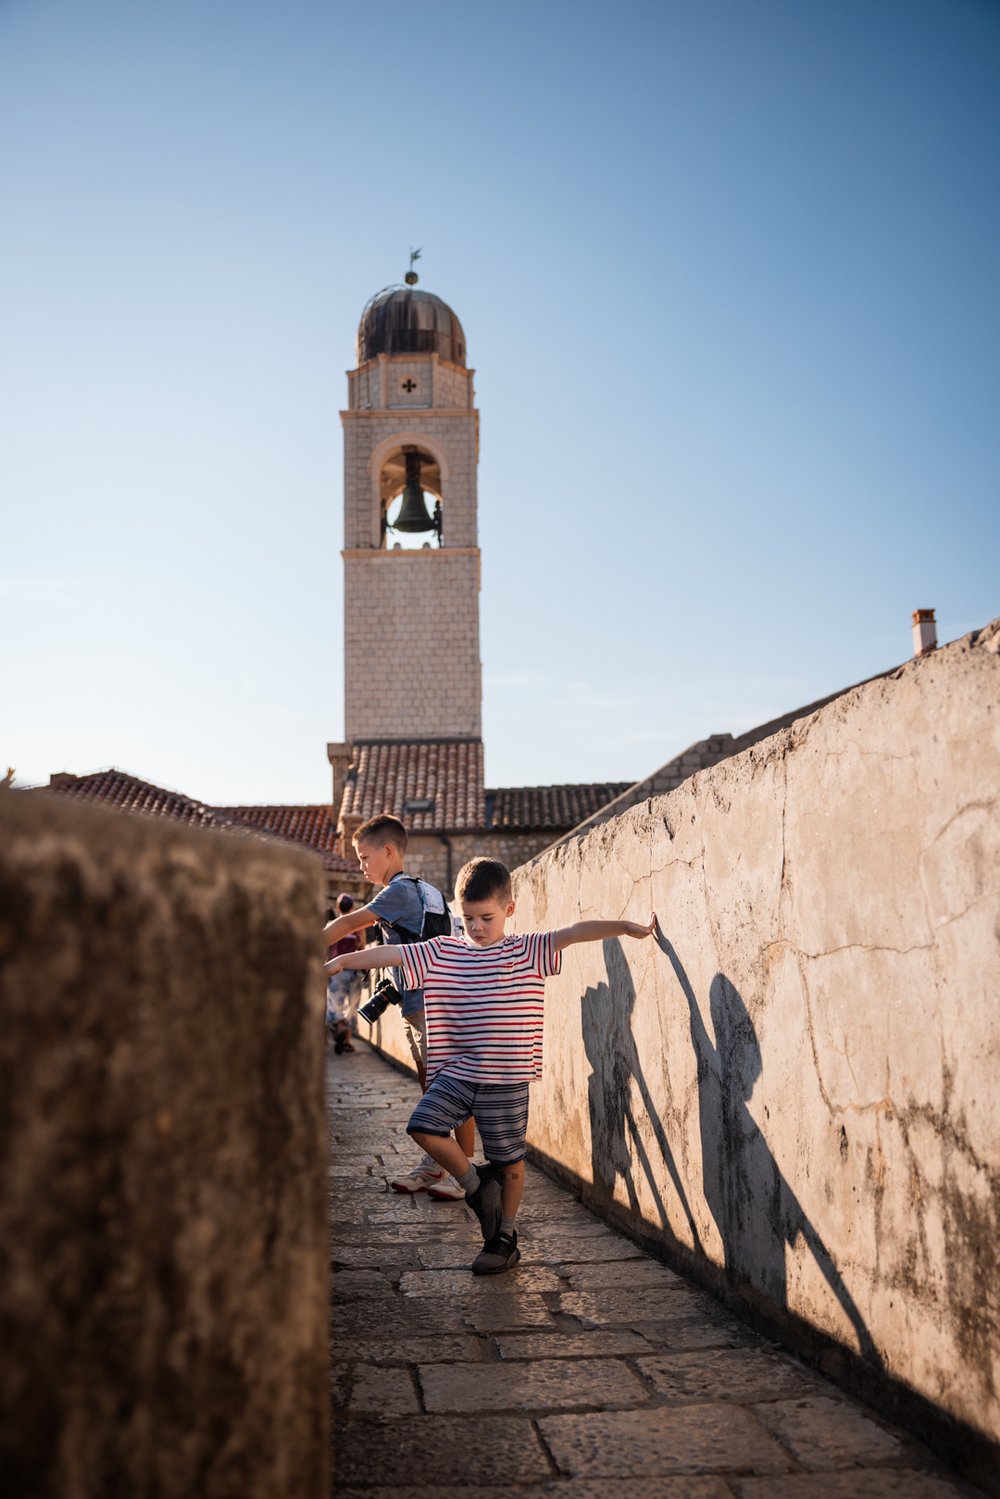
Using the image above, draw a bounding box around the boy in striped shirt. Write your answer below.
[326,855,657,1275]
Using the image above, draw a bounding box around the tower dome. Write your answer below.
[356,286,466,367]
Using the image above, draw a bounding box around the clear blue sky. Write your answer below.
[3,0,997,803]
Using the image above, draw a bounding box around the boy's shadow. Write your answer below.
[580,939,702,1254]
[658,934,881,1366]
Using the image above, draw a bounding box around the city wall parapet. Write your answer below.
[0,791,329,1498]
[371,619,1000,1480]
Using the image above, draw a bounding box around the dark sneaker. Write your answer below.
[472,1229,520,1275]
[465,1163,503,1242]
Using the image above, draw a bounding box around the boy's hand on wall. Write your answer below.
[623,912,658,939]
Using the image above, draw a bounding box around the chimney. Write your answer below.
[326,741,353,816]
[49,772,78,790]
[912,609,937,657]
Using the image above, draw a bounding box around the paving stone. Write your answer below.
[562,1259,686,1290]
[330,1360,351,1406]
[636,1347,828,1403]
[332,1414,552,1487]
[637,1315,766,1351]
[520,1235,646,1263]
[332,1483,732,1499]
[328,1046,974,1497]
[332,1300,471,1338]
[752,1396,911,1469]
[337,1222,479,1247]
[330,1203,381,1224]
[331,1243,417,1268]
[420,1357,651,1413]
[496,1329,655,1360]
[348,1363,420,1415]
[329,1269,397,1299]
[543,1483,733,1499]
[345,1333,487,1365]
[326,1174,392,1191]
[734,1473,973,1498]
[368,1202,466,1224]
[416,1233,638,1268]
[460,1293,560,1330]
[513,1210,619,1231]
[560,1286,719,1325]
[399,1265,564,1296]
[539,1404,794,1477]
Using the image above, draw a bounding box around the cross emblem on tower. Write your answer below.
[401,378,417,393]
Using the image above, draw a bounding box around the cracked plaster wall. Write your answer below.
[513,619,1000,1446]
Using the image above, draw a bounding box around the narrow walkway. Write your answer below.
[330,1042,980,1497]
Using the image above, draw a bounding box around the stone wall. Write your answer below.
[516,620,1000,1465]
[369,621,1000,1471]
[0,791,329,1498]
[343,549,482,740]
[401,829,573,897]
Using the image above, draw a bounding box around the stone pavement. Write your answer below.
[329,1042,983,1498]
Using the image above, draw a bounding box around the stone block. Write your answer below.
[399,1266,563,1296]
[495,1329,654,1360]
[0,790,328,1498]
[734,1474,971,1498]
[752,1396,911,1470]
[636,1347,827,1402]
[332,1414,552,1487]
[539,1404,794,1478]
[347,1364,420,1415]
[420,1356,650,1413]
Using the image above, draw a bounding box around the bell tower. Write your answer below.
[339,273,482,745]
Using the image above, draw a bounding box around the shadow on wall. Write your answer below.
[582,935,881,1368]
[580,939,703,1260]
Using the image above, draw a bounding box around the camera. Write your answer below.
[358,977,403,1025]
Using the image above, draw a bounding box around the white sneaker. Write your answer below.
[390,1154,445,1194]
[426,1175,467,1201]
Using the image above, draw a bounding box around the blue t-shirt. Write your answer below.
[368,873,436,1018]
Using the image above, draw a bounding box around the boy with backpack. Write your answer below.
[326,855,657,1274]
[321,812,472,1197]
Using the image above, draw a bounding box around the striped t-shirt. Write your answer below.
[396,932,562,1085]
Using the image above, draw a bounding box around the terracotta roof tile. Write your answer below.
[487,782,633,832]
[42,768,224,828]
[339,741,629,835]
[215,803,356,873]
[38,769,357,874]
[340,739,485,831]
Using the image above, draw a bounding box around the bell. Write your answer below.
[392,451,437,533]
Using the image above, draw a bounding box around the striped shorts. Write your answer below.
[407,1072,531,1164]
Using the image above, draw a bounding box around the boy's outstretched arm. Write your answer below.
[322,904,379,950]
[325,943,403,975]
[553,914,657,952]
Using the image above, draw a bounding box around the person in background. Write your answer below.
[325,893,363,1053]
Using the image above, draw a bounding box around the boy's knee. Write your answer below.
[495,1159,525,1180]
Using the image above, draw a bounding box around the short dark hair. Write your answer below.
[336,892,354,914]
[353,813,407,852]
[456,857,512,905]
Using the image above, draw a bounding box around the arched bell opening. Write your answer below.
[379,446,443,550]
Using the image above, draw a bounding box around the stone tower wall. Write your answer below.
[343,550,482,741]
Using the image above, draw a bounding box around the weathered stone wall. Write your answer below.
[399,829,576,897]
[0,791,329,1498]
[343,549,482,740]
[514,621,1000,1455]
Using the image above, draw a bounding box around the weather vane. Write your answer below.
[405,246,422,286]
